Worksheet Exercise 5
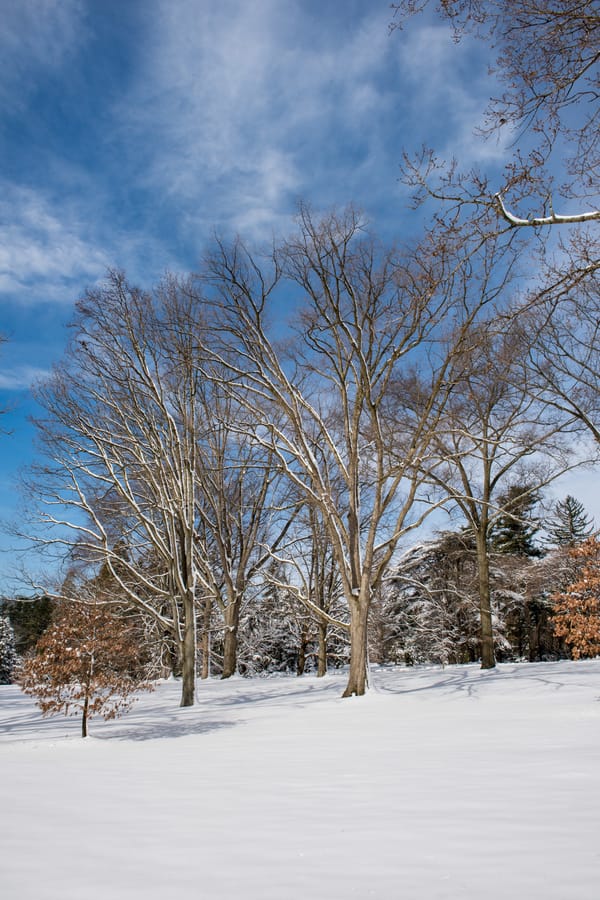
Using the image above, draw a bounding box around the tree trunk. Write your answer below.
[342,599,369,697]
[200,595,212,680]
[160,633,179,679]
[317,621,328,677]
[179,591,197,707]
[82,695,89,738]
[476,531,496,670]
[221,600,241,679]
[296,623,309,676]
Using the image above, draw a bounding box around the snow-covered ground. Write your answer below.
[1,660,599,899]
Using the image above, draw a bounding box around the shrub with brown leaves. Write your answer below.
[551,538,600,660]
[18,601,153,737]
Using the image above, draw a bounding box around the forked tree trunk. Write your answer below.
[476,532,496,669]
[342,599,370,697]
[221,600,241,679]
[160,633,180,679]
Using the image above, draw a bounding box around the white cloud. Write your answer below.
[0,365,50,392]
[105,0,510,244]
[394,21,509,166]
[112,0,399,235]
[0,184,110,304]
[0,175,191,309]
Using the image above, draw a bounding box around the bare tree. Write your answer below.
[262,499,346,678]
[27,268,299,698]
[202,205,495,696]
[28,272,203,707]
[393,0,600,421]
[192,380,298,678]
[524,264,600,449]
[393,0,600,227]
[302,503,344,677]
[405,315,579,667]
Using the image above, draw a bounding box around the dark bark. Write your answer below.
[82,695,89,738]
[221,601,240,679]
[199,595,212,680]
[296,622,310,676]
[179,590,197,707]
[316,621,328,678]
[476,532,496,669]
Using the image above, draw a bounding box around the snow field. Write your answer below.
[1,661,599,899]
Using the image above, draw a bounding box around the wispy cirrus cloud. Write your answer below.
[0,0,509,315]
[0,178,186,307]
[0,183,110,304]
[0,0,87,111]
[111,0,405,236]
[0,365,51,392]
[106,0,506,245]
[395,22,510,166]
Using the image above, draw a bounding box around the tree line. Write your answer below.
[2,486,600,733]
[13,199,600,706]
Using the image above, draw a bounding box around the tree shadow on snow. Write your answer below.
[197,677,342,712]
[372,660,594,699]
[375,666,481,698]
[97,714,237,742]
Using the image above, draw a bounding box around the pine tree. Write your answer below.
[551,538,600,660]
[490,485,542,557]
[546,495,594,548]
[384,532,484,666]
[18,601,153,737]
[0,616,18,684]
[5,595,54,655]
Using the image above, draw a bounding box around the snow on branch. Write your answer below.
[495,194,600,228]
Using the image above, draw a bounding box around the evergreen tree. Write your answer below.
[0,616,18,684]
[490,485,542,557]
[384,531,485,666]
[546,495,594,548]
[5,596,54,655]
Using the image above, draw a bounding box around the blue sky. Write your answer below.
[0,0,548,591]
